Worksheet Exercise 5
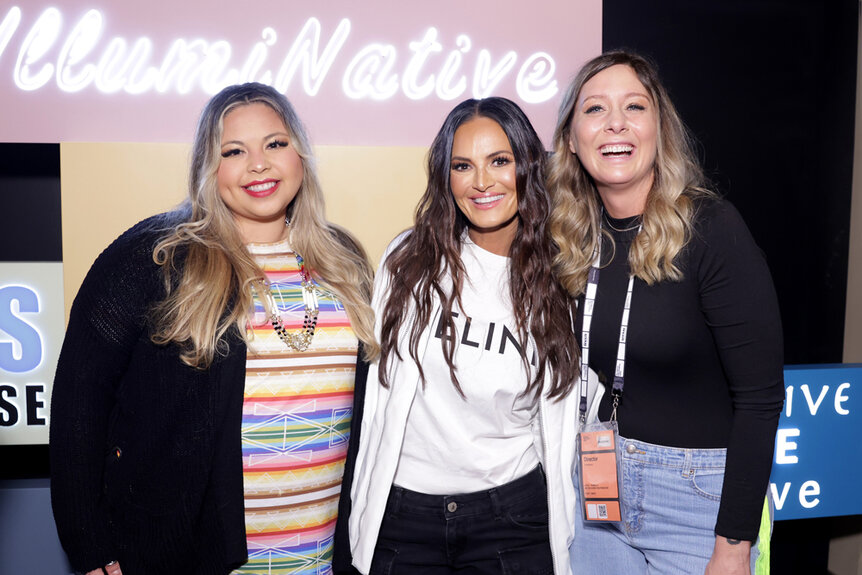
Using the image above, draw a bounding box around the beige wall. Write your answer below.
[60,143,427,318]
[60,143,189,319]
[845,7,862,364]
[316,146,427,265]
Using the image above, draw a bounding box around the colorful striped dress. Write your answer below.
[234,239,357,575]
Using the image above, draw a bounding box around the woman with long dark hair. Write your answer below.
[349,97,601,575]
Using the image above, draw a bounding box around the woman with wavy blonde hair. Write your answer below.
[549,51,784,575]
[50,82,374,575]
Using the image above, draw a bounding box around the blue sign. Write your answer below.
[770,364,861,520]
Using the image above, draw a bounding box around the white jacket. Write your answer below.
[349,233,604,575]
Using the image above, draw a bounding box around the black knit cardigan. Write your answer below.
[50,213,367,575]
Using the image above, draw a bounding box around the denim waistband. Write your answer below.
[619,435,726,469]
[388,465,546,518]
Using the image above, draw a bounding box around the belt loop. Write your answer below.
[389,485,403,514]
[488,487,503,519]
[683,449,693,478]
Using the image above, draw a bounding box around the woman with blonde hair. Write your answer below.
[50,82,374,575]
[549,51,783,574]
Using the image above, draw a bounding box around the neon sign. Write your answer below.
[1,6,558,103]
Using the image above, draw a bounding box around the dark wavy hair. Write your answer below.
[378,97,579,399]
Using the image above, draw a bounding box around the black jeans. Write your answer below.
[369,465,554,575]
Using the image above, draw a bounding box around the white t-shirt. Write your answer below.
[393,238,540,494]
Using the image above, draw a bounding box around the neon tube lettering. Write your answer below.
[2,7,562,104]
[343,43,399,100]
[473,48,517,98]
[239,27,276,85]
[402,27,442,100]
[56,9,101,92]
[516,51,557,103]
[435,34,469,101]
[274,17,350,95]
[13,7,60,91]
[0,6,21,63]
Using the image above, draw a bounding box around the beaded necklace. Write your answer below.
[252,219,319,352]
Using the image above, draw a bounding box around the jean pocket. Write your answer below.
[691,468,724,501]
[369,545,398,575]
[505,507,550,530]
[503,474,549,531]
[498,541,554,575]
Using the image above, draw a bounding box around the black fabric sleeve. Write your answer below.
[332,345,368,575]
[49,218,167,572]
[695,201,785,540]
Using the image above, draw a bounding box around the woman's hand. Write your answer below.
[704,536,751,575]
[85,561,123,575]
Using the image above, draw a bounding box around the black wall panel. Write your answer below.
[602,0,858,366]
[0,143,61,262]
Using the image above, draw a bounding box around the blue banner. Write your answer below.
[770,364,861,520]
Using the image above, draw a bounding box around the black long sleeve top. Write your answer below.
[575,197,785,541]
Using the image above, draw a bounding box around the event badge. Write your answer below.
[577,420,623,523]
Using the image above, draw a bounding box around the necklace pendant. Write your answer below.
[256,251,320,353]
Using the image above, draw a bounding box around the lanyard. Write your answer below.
[579,224,639,423]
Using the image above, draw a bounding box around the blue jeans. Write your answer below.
[570,436,762,575]
[370,465,553,575]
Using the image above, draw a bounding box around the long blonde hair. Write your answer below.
[150,83,375,367]
[548,51,714,295]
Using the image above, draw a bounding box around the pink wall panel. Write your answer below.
[0,0,601,146]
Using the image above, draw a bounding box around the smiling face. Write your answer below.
[450,116,519,256]
[217,102,304,243]
[569,64,658,216]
